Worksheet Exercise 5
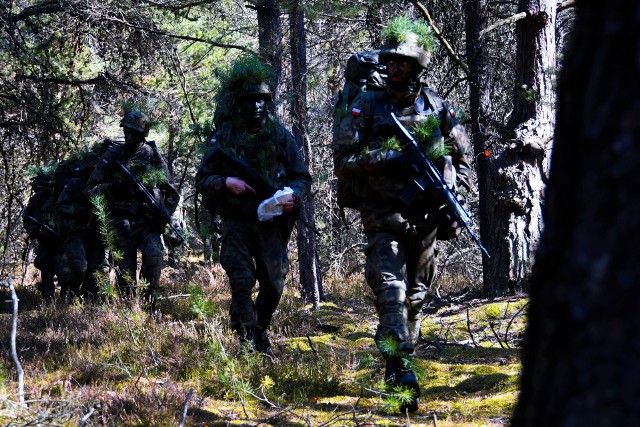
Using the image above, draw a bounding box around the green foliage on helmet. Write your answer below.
[27,160,58,190]
[27,160,58,180]
[380,15,434,69]
[214,55,273,122]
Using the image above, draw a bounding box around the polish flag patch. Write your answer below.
[351,107,362,117]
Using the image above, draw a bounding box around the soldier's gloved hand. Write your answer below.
[106,181,130,195]
[147,215,169,232]
[380,149,414,175]
[435,208,462,241]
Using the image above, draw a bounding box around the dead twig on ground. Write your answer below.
[3,276,25,406]
[178,388,194,427]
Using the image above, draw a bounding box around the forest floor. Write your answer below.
[0,258,527,426]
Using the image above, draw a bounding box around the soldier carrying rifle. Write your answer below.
[332,16,473,412]
[196,56,312,357]
[23,166,62,303]
[85,110,180,303]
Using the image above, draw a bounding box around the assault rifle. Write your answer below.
[203,147,320,236]
[114,160,184,244]
[390,112,490,258]
[26,215,60,238]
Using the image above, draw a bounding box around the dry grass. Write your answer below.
[1,257,525,426]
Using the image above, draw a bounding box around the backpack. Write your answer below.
[333,50,386,216]
[334,50,386,113]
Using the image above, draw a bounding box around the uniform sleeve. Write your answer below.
[438,101,472,194]
[332,94,370,179]
[282,127,312,205]
[22,191,44,236]
[195,136,229,200]
[153,150,180,215]
[84,150,113,197]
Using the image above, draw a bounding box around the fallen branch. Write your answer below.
[178,388,194,427]
[78,404,100,426]
[466,307,480,347]
[410,0,470,76]
[2,276,25,405]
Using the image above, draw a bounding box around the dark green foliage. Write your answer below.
[381,14,434,51]
[214,55,274,123]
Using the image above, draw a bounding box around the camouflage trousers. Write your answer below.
[364,226,437,357]
[58,234,106,301]
[220,217,289,337]
[113,216,164,299]
[33,236,62,302]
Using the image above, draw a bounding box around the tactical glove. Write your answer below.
[434,208,462,241]
[382,149,411,172]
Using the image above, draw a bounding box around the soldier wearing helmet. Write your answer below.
[23,164,63,303]
[196,56,312,357]
[332,16,473,413]
[85,110,180,304]
[54,148,109,303]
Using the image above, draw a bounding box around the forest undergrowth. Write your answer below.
[1,256,526,426]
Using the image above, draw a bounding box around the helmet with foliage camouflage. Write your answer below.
[379,15,434,70]
[120,111,150,136]
[237,82,272,100]
[28,161,58,191]
[214,55,274,123]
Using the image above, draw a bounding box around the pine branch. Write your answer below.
[410,0,470,76]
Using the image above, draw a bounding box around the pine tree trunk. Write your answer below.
[513,2,640,424]
[482,0,555,296]
[289,2,322,307]
[256,0,283,103]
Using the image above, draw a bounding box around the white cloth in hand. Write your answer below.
[257,187,294,221]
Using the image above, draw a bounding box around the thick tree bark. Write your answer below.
[482,0,555,296]
[256,0,283,103]
[289,1,322,307]
[512,2,640,425]
[464,0,493,285]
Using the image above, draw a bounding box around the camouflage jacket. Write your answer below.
[23,189,57,239]
[85,140,180,219]
[332,86,472,231]
[195,118,312,220]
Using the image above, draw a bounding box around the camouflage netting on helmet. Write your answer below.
[380,15,434,69]
[214,55,274,125]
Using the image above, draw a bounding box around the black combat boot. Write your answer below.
[254,327,275,357]
[238,327,256,353]
[384,356,420,413]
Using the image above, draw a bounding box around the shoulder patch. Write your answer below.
[449,108,456,118]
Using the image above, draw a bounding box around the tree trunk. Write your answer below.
[464,0,493,285]
[512,2,640,424]
[482,0,555,296]
[289,1,322,307]
[256,0,283,105]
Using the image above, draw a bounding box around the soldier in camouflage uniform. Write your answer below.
[196,56,312,356]
[85,111,180,302]
[332,17,472,412]
[23,169,62,303]
[54,147,108,302]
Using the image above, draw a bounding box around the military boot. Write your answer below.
[384,356,420,413]
[254,327,275,357]
[238,327,256,354]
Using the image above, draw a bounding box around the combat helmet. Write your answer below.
[379,15,434,70]
[237,82,272,101]
[120,111,150,136]
[214,55,274,124]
